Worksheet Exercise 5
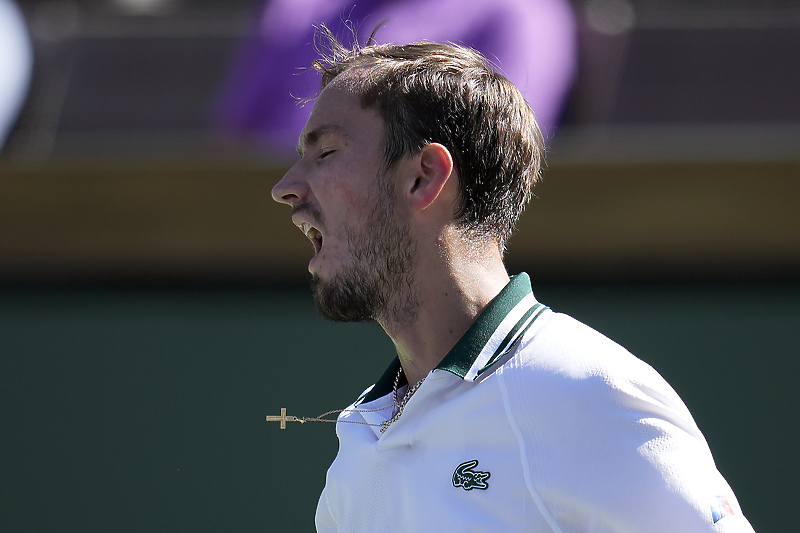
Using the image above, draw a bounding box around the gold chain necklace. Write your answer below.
[265,366,426,433]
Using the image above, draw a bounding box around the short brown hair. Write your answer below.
[312,25,544,250]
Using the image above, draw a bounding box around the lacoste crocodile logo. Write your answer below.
[452,459,491,491]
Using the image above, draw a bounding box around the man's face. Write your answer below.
[271,79,416,323]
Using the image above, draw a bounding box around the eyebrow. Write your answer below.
[296,124,347,156]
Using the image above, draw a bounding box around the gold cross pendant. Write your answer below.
[265,408,304,429]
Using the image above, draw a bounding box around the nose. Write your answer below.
[271,164,307,206]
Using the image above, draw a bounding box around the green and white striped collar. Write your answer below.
[362,273,547,403]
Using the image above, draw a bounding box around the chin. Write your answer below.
[310,271,380,323]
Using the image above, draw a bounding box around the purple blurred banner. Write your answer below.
[214,0,577,159]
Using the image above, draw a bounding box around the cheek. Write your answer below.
[341,188,368,214]
[321,180,372,222]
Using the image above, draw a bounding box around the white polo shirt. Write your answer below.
[315,273,755,532]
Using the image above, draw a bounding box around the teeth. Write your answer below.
[300,223,321,241]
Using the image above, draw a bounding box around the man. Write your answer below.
[271,27,755,532]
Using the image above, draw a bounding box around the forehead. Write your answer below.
[298,78,385,153]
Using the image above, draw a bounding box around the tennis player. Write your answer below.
[271,26,756,532]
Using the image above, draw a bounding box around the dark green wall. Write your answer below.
[2,282,796,531]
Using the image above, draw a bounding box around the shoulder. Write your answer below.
[505,309,702,445]
[499,311,747,530]
[511,310,685,401]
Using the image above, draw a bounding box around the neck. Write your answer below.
[377,235,510,387]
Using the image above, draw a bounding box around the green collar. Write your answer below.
[361,273,546,403]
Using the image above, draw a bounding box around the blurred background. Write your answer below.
[1,0,797,530]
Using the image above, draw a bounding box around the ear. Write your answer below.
[403,143,454,212]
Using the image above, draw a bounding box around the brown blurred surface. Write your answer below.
[2,156,798,283]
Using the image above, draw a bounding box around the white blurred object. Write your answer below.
[0,0,33,148]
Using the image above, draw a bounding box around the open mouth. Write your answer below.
[300,222,323,254]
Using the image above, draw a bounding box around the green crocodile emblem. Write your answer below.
[452,459,491,491]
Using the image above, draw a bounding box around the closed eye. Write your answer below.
[319,149,336,159]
